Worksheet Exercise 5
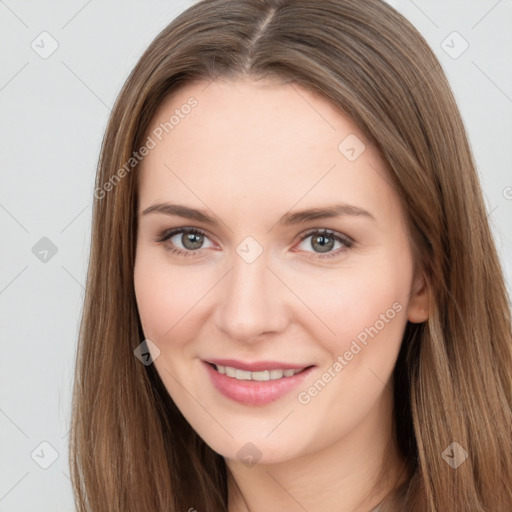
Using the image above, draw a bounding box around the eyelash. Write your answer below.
[156,227,354,260]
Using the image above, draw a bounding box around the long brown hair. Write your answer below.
[70,0,512,510]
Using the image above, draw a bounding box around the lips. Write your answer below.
[204,358,310,372]
[202,359,316,406]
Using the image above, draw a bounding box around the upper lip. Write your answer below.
[204,358,314,372]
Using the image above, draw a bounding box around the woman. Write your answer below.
[70,0,512,511]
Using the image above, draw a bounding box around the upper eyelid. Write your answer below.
[158,226,214,243]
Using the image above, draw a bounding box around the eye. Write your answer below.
[295,229,353,259]
[156,227,353,260]
[157,227,214,257]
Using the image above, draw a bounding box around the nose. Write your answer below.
[213,249,289,344]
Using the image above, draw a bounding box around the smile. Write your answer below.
[202,360,316,406]
[212,364,305,381]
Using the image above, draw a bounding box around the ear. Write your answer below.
[407,272,430,323]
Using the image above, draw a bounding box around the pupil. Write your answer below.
[183,233,203,250]
[312,234,334,253]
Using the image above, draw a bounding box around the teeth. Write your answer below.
[214,365,303,381]
[254,370,274,381]
[235,369,252,380]
[270,369,283,379]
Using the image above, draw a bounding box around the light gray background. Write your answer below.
[0,1,511,510]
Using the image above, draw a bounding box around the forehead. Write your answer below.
[137,77,399,226]
[145,76,365,166]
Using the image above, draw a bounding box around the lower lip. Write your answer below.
[202,360,316,406]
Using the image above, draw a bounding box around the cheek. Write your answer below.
[310,268,408,335]
[292,265,410,443]
[296,250,413,376]
[133,251,203,343]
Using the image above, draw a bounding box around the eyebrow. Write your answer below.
[141,202,375,226]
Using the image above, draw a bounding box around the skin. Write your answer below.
[134,77,429,512]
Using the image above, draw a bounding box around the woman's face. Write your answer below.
[134,77,428,464]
